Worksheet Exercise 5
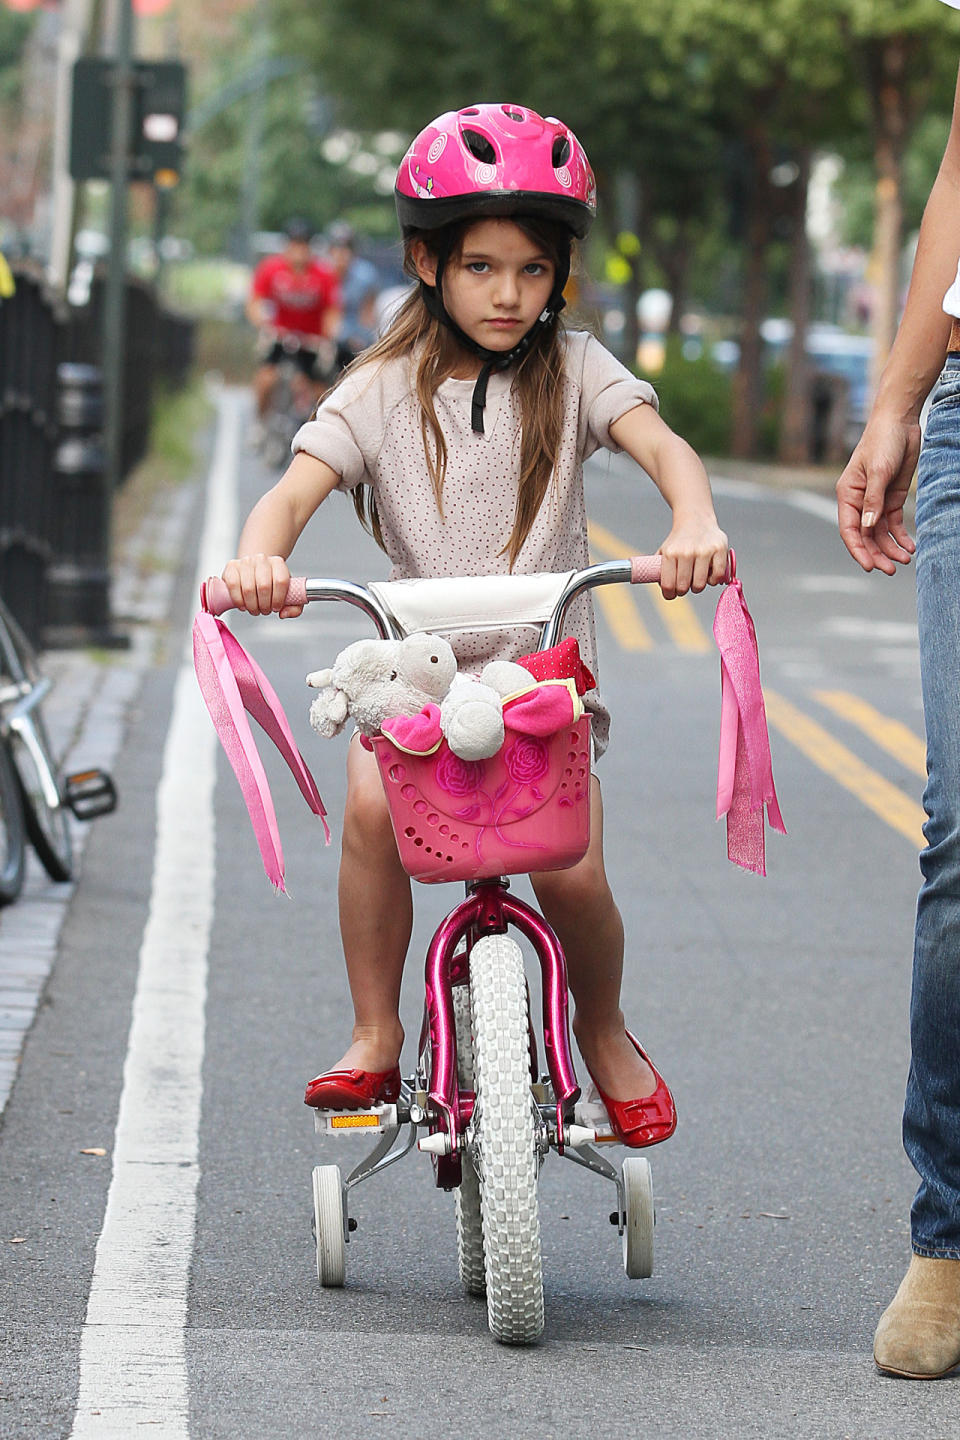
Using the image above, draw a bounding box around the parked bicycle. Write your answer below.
[0,597,117,906]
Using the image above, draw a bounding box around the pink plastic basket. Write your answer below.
[371,717,592,884]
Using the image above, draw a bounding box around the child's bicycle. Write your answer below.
[199,553,781,1345]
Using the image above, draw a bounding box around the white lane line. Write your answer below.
[784,489,838,524]
[69,387,240,1438]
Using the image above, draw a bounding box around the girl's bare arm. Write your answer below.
[610,403,728,598]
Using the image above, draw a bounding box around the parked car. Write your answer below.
[711,320,874,451]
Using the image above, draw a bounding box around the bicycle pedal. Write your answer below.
[314,1103,398,1135]
[573,1097,617,1142]
[63,768,117,820]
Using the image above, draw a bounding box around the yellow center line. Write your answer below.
[812,690,927,779]
[645,582,713,654]
[764,689,926,849]
[587,518,712,653]
[587,548,653,650]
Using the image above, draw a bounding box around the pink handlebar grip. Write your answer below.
[201,575,307,616]
[630,555,662,585]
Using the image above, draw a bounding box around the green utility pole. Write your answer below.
[103,0,134,496]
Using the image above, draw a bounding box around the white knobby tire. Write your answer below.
[453,982,486,1296]
[621,1156,655,1279]
[469,934,544,1344]
[312,1164,346,1287]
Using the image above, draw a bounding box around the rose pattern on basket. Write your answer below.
[435,750,487,797]
[504,735,549,788]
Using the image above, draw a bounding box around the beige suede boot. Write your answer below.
[874,1254,960,1378]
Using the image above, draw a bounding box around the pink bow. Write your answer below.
[713,567,785,875]
[193,608,329,892]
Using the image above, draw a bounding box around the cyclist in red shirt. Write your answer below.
[246,218,341,433]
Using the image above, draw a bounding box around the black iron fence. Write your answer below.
[0,265,194,646]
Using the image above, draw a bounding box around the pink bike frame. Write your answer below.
[424,879,579,1163]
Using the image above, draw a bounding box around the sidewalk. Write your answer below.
[0,405,208,1116]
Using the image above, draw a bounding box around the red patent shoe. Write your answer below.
[588,1032,677,1149]
[304,1064,402,1110]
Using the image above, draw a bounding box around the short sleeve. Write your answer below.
[569,332,659,456]
[291,361,392,490]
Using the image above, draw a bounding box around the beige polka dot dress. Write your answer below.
[292,330,658,758]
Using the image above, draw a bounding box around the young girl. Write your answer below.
[222,104,728,1148]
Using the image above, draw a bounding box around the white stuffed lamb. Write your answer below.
[306,634,532,760]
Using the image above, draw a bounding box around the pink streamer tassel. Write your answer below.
[193,610,329,892]
[712,577,785,875]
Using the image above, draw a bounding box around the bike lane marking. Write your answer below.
[69,387,239,1438]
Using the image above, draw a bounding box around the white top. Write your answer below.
[292,330,658,756]
[941,0,960,314]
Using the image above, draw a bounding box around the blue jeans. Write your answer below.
[907,352,960,1257]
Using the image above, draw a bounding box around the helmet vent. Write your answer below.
[552,136,571,168]
[502,105,525,121]
[462,129,497,165]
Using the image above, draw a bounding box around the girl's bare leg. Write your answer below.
[328,737,411,1073]
[530,778,656,1099]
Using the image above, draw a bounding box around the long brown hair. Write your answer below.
[349,217,571,568]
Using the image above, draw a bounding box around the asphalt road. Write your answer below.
[2,388,956,1438]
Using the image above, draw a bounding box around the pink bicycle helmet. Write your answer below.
[395,103,596,238]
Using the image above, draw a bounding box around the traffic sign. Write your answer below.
[69,57,186,184]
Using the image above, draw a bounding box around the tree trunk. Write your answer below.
[732,130,774,459]
[779,148,813,465]
[658,223,691,337]
[615,170,643,370]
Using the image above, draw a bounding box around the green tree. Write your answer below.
[838,2,960,379]
[677,0,857,458]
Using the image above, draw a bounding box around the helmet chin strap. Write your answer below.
[420,236,570,434]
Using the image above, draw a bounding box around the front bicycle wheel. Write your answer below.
[453,980,485,1296]
[9,713,73,882]
[469,933,544,1344]
[0,740,26,905]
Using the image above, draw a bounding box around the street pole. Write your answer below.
[49,0,96,294]
[103,0,134,496]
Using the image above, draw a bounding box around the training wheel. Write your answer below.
[312,1163,346,1287]
[621,1156,654,1280]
